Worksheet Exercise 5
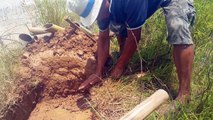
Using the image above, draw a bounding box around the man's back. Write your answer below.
[107,0,170,29]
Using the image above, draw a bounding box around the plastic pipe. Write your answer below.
[119,89,169,120]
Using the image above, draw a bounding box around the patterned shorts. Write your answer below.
[163,0,196,44]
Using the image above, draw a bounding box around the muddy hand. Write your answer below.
[111,67,124,79]
[78,74,102,91]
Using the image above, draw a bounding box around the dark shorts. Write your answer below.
[110,0,196,44]
[110,22,127,38]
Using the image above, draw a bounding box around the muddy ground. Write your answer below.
[1,24,139,120]
[0,27,99,120]
[22,28,97,120]
[24,27,98,120]
[0,26,172,120]
[21,27,97,98]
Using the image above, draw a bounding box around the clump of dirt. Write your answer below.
[20,27,97,99]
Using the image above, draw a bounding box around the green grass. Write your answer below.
[167,0,213,119]
[0,41,24,109]
[34,0,68,26]
[109,0,212,119]
[129,0,213,119]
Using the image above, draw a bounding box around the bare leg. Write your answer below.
[173,44,194,103]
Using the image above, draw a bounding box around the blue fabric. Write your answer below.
[97,17,110,31]
[80,0,95,18]
[98,0,171,31]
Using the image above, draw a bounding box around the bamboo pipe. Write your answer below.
[119,89,169,120]
[44,23,65,33]
[33,33,53,40]
[27,27,49,35]
[19,34,34,44]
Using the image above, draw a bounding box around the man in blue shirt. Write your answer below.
[67,0,196,103]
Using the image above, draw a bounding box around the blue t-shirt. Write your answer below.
[98,0,171,31]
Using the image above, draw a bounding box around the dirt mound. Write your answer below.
[23,27,97,120]
[20,27,97,98]
[0,27,98,120]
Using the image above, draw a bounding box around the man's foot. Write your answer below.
[175,94,191,104]
[163,100,182,116]
[78,74,102,91]
[111,66,124,79]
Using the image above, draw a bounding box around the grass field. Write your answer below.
[137,0,213,119]
[0,0,212,119]
[100,0,213,118]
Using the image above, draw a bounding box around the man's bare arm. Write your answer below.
[111,28,141,78]
[78,29,110,91]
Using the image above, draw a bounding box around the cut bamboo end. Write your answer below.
[28,27,49,35]
[120,89,169,120]
[44,23,65,33]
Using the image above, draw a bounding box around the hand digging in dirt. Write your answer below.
[111,66,124,79]
[78,74,102,91]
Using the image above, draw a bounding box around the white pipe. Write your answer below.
[28,27,49,35]
[119,89,169,120]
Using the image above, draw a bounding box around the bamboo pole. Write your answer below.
[44,23,65,33]
[28,27,49,35]
[119,89,169,120]
[33,33,53,40]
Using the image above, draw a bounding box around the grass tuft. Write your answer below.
[0,41,23,109]
[34,0,68,26]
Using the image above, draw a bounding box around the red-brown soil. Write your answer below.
[0,27,98,120]
[25,27,97,120]
[29,95,93,120]
[21,27,97,98]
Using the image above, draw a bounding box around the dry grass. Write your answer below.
[87,74,162,120]
[0,45,23,109]
[0,31,24,110]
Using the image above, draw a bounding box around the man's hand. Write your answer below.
[111,66,124,79]
[78,74,102,91]
[111,28,142,79]
[79,29,110,91]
